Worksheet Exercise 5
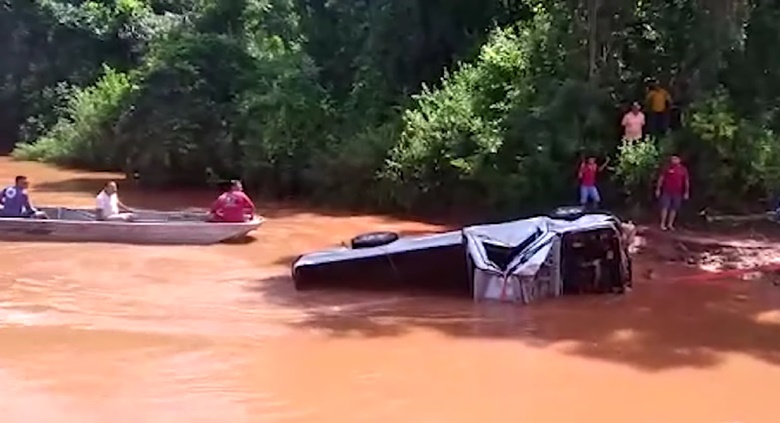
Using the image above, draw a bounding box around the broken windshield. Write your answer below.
[483,227,544,271]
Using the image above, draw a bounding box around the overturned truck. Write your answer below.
[292,209,632,303]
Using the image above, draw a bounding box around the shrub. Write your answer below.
[379,26,539,211]
[682,90,780,210]
[613,139,662,203]
[12,66,135,170]
[379,18,617,214]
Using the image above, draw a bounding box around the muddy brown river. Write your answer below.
[2,157,780,422]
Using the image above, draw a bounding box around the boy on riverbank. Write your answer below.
[577,155,609,209]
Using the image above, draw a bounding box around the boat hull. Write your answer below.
[0,207,263,245]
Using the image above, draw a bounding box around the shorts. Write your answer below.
[579,185,601,205]
[660,194,683,211]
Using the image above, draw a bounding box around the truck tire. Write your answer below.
[350,231,399,249]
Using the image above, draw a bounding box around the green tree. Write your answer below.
[6,0,780,216]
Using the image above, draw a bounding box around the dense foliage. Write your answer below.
[4,0,780,214]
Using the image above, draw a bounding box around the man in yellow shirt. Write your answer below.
[645,80,672,138]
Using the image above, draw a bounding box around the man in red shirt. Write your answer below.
[656,154,690,231]
[209,180,256,222]
[577,155,609,208]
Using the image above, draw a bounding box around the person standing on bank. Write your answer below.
[621,101,646,143]
[656,154,690,231]
[578,155,609,209]
[646,80,672,138]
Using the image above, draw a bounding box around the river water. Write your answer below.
[1,158,780,422]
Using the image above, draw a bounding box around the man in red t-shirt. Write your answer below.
[655,154,690,231]
[577,155,609,208]
[209,180,256,222]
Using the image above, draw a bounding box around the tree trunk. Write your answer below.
[587,0,601,82]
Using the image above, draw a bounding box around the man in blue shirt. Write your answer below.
[0,175,47,218]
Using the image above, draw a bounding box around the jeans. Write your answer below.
[579,185,600,205]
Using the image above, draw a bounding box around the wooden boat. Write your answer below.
[0,207,263,245]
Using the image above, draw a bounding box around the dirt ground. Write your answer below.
[631,220,780,286]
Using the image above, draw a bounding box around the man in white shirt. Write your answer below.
[95,181,135,221]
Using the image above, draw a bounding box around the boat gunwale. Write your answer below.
[0,214,264,228]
